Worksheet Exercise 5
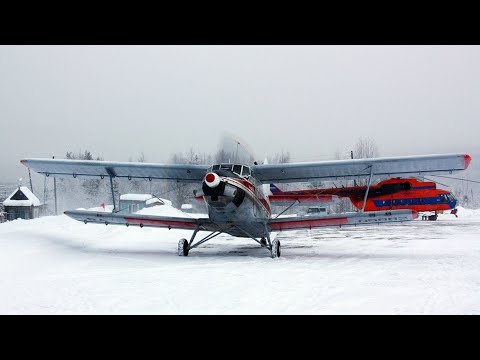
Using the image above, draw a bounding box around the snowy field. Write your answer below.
[1,206,479,314]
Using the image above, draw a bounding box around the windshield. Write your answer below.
[209,164,251,179]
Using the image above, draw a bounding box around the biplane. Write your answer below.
[21,153,471,258]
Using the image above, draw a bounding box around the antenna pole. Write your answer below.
[351,150,358,187]
[53,155,58,215]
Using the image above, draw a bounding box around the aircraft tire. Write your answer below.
[271,239,281,258]
[178,238,189,256]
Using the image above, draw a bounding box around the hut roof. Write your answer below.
[3,187,41,207]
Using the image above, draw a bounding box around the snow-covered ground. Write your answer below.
[0,206,479,314]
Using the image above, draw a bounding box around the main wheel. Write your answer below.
[178,238,189,256]
[271,239,281,258]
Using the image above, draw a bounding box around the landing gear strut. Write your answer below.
[234,224,281,258]
[177,224,232,257]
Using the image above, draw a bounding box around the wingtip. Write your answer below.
[464,154,472,170]
[20,159,26,166]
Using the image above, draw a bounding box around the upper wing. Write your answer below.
[21,158,209,183]
[252,153,471,184]
[65,210,218,231]
[269,209,417,232]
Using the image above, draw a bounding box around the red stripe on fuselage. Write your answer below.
[270,216,348,231]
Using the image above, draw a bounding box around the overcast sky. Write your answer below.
[1,45,479,182]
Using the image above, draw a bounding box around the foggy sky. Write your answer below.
[1,45,479,183]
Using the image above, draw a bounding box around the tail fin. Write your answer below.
[270,184,283,195]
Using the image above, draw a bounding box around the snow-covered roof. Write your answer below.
[120,194,171,206]
[120,194,155,201]
[159,198,172,207]
[3,186,41,207]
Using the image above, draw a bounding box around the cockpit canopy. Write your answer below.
[208,164,251,179]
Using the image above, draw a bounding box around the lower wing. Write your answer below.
[64,210,217,231]
[269,209,417,231]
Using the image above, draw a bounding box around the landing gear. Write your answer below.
[178,238,189,256]
[271,239,281,258]
[177,224,281,258]
[177,225,229,257]
[421,214,438,221]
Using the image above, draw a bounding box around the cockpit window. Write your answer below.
[241,166,251,177]
[447,194,456,201]
[220,164,233,171]
[209,164,251,179]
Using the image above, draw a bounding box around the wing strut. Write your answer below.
[273,199,300,219]
[361,166,374,213]
[105,168,117,211]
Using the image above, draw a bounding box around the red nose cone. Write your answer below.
[464,154,472,170]
[206,173,215,183]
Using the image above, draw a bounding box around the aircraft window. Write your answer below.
[233,165,242,175]
[241,166,251,177]
[220,164,233,171]
[212,165,220,171]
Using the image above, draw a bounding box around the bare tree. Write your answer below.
[270,150,291,164]
[167,150,199,207]
[54,150,107,213]
[353,137,379,159]
[352,137,380,187]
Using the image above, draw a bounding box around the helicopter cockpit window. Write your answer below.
[447,194,456,201]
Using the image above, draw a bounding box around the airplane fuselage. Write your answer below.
[200,164,271,238]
